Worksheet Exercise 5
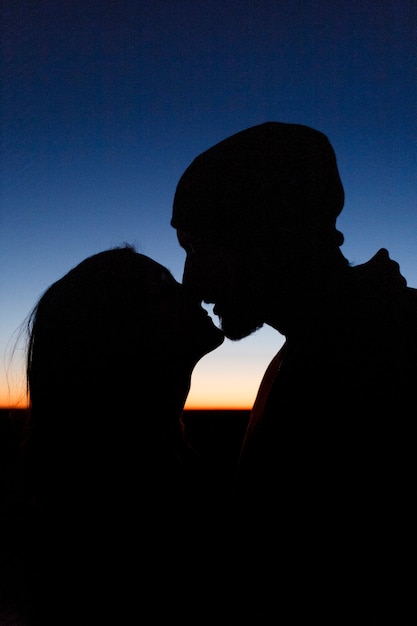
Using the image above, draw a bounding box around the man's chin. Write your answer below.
[220,317,264,341]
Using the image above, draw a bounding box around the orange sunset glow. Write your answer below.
[0,330,283,410]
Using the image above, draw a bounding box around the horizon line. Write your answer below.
[0,405,252,412]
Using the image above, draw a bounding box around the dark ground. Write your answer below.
[181,409,249,470]
[0,407,249,466]
[0,408,250,623]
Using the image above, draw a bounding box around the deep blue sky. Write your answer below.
[1,0,416,407]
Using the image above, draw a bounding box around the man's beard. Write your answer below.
[217,306,264,341]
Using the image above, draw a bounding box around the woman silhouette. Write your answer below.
[21,245,224,623]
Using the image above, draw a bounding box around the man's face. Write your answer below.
[176,228,265,341]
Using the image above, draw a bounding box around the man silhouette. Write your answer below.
[171,122,417,619]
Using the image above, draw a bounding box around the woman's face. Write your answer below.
[142,265,224,414]
[157,267,225,364]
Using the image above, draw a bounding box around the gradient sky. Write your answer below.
[1,0,416,408]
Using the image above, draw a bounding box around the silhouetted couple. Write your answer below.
[9,122,416,623]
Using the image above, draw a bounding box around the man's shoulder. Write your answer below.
[405,283,417,304]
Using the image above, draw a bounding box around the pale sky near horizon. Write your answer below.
[1,0,416,408]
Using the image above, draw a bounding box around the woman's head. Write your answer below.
[27,245,224,415]
[23,246,225,606]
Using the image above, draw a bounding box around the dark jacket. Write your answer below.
[235,249,417,619]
